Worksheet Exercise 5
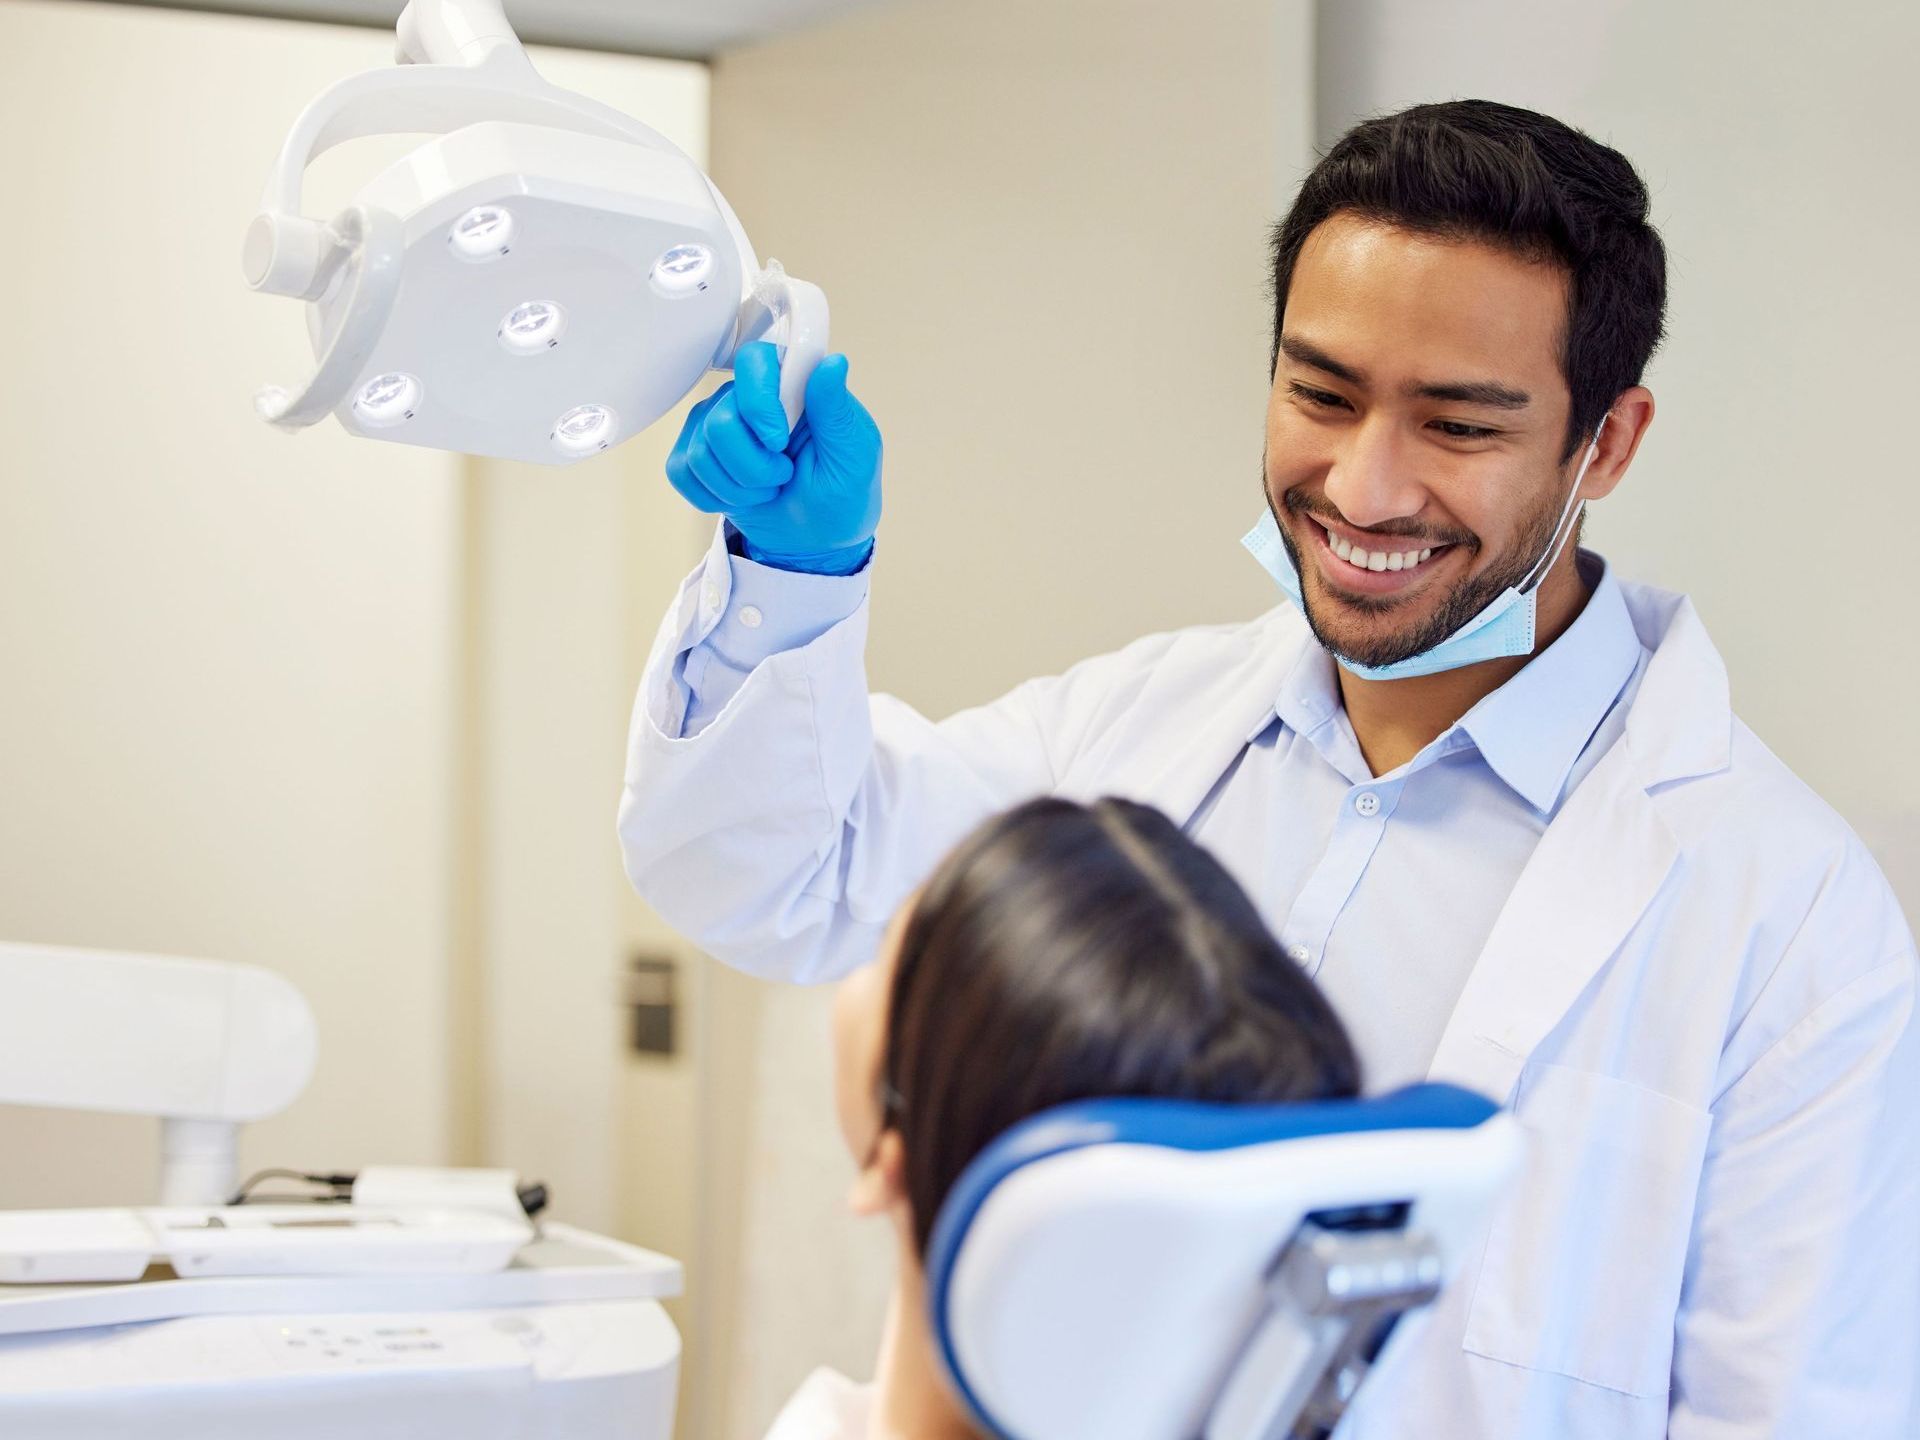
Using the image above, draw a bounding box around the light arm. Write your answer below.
[396,0,527,69]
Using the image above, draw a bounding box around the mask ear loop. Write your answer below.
[1519,412,1611,595]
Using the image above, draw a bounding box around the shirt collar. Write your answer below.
[1268,631,1376,784]
[1271,638,1341,741]
[1456,551,1644,813]
[1264,551,1645,810]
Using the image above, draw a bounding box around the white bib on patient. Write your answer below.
[764,1367,874,1440]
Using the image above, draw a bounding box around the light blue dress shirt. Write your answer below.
[676,535,1649,1090]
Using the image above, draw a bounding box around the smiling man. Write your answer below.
[1265,215,1642,695]
[619,101,1918,1437]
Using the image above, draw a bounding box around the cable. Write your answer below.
[227,1168,355,1207]
[228,1168,553,1221]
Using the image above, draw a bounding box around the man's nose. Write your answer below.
[1322,419,1426,530]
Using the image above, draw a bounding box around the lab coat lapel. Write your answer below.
[1122,612,1306,827]
[1427,742,1680,1102]
[1428,582,1732,1102]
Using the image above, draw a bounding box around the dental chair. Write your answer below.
[929,1085,1520,1440]
[0,940,681,1440]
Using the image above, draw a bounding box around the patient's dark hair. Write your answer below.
[1270,99,1667,462]
[883,797,1361,1256]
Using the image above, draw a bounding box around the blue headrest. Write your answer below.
[925,1083,1505,1440]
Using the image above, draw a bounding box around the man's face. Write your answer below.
[1264,212,1585,670]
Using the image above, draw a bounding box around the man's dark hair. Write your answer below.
[1270,99,1667,461]
[883,796,1361,1256]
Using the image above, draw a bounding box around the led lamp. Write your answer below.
[353,372,421,427]
[499,300,566,354]
[244,0,829,467]
[650,244,714,296]
[449,204,515,261]
[551,403,617,458]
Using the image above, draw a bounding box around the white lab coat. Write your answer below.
[619,529,1920,1439]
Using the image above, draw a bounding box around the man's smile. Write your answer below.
[1295,511,1465,600]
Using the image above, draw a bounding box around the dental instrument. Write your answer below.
[0,939,681,1439]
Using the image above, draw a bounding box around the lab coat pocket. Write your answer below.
[1462,1062,1712,1398]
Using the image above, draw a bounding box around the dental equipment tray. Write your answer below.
[0,1204,535,1285]
[0,1223,680,1336]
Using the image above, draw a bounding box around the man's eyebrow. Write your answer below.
[1412,378,1532,410]
[1279,334,1365,385]
[1280,333,1533,411]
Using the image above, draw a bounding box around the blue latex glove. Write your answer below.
[665,341,883,575]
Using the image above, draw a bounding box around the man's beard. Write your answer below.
[1268,465,1572,671]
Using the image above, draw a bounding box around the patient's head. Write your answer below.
[832,796,1361,1256]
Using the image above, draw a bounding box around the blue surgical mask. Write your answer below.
[1242,417,1609,682]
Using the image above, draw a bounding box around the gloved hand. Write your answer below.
[665,341,883,575]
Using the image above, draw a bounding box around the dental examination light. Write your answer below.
[243,0,827,466]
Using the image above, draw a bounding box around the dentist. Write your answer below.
[619,100,1918,1438]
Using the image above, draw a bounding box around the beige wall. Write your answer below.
[0,0,464,1204]
[704,3,1315,1432]
[715,1,1307,722]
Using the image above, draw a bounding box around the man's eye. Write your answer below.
[1289,382,1347,410]
[1287,383,1497,439]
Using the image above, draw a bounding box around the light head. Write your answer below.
[245,1,825,467]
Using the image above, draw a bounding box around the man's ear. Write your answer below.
[847,1128,908,1218]
[1580,385,1655,503]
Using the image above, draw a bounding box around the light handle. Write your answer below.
[730,267,830,430]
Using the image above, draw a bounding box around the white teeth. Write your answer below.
[1321,521,1437,575]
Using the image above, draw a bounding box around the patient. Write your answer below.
[766,796,1362,1440]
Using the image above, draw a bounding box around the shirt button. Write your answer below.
[1287,944,1311,964]
[1354,790,1381,817]
[702,583,721,613]
[738,604,763,629]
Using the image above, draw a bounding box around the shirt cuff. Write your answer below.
[707,542,871,672]
[666,522,871,738]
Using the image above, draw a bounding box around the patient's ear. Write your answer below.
[847,1128,907,1217]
